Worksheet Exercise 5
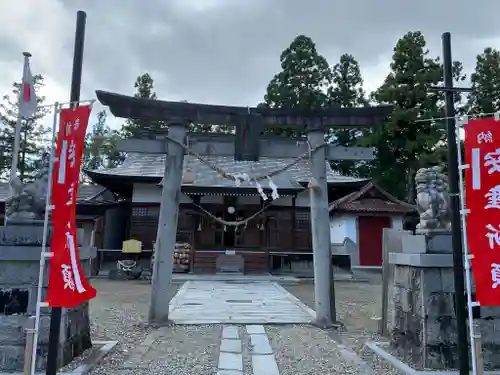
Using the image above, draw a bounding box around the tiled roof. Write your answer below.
[177,156,304,190]
[88,153,369,186]
[0,182,109,203]
[329,181,416,214]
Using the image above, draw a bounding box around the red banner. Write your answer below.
[464,117,500,306]
[46,106,96,307]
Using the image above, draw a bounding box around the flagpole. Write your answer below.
[9,52,32,195]
[45,10,87,375]
[30,102,59,375]
[9,117,22,197]
[455,114,479,375]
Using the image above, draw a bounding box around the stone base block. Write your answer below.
[0,304,92,372]
[425,233,452,253]
[392,343,500,370]
[0,344,24,372]
[0,225,96,372]
[389,263,500,370]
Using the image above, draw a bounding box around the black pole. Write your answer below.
[442,32,470,375]
[45,10,86,375]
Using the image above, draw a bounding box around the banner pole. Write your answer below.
[45,10,86,375]
[455,115,480,375]
[30,102,60,375]
[441,32,470,375]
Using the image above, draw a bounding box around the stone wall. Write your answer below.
[388,236,500,370]
[0,304,91,371]
[0,225,95,372]
[389,264,458,369]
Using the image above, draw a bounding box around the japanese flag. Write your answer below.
[18,52,37,119]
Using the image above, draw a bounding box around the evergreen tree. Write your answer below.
[120,73,166,138]
[367,31,445,201]
[329,54,367,108]
[0,74,50,181]
[467,47,500,115]
[327,54,368,176]
[83,110,122,172]
[264,35,332,136]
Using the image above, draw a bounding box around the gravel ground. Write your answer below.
[281,280,382,346]
[131,325,220,374]
[239,325,253,375]
[87,279,182,375]
[71,277,401,375]
[266,324,359,375]
[282,278,402,375]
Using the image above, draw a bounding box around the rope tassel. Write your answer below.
[255,179,268,201]
[232,172,250,187]
[267,176,279,200]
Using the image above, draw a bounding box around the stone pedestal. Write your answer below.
[0,224,96,372]
[388,232,500,370]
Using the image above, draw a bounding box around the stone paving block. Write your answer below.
[249,334,273,355]
[217,370,243,375]
[218,352,243,371]
[251,354,280,375]
[220,339,242,353]
[222,326,239,339]
[246,325,266,335]
[169,281,314,324]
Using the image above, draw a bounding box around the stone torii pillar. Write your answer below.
[307,125,335,326]
[149,121,187,323]
[95,90,392,326]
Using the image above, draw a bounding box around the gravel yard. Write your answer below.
[80,277,398,375]
[282,279,383,346]
[282,277,402,375]
[266,324,359,375]
[87,279,182,375]
[124,324,220,374]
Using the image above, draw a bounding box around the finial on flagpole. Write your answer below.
[23,52,32,58]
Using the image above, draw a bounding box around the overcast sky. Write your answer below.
[1,0,500,129]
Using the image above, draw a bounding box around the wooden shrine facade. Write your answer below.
[86,140,369,274]
[127,192,316,273]
[130,200,312,252]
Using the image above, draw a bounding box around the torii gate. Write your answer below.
[96,90,392,326]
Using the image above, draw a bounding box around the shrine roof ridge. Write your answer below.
[85,153,370,186]
[329,181,416,214]
[96,90,393,128]
[0,183,112,204]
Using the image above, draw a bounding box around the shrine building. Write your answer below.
[84,132,414,273]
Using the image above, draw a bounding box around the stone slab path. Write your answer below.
[168,280,316,324]
[117,324,364,375]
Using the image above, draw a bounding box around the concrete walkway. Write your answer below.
[168,280,316,324]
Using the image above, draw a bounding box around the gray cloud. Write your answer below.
[1,0,500,120]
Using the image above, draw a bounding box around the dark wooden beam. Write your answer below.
[96,90,392,129]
